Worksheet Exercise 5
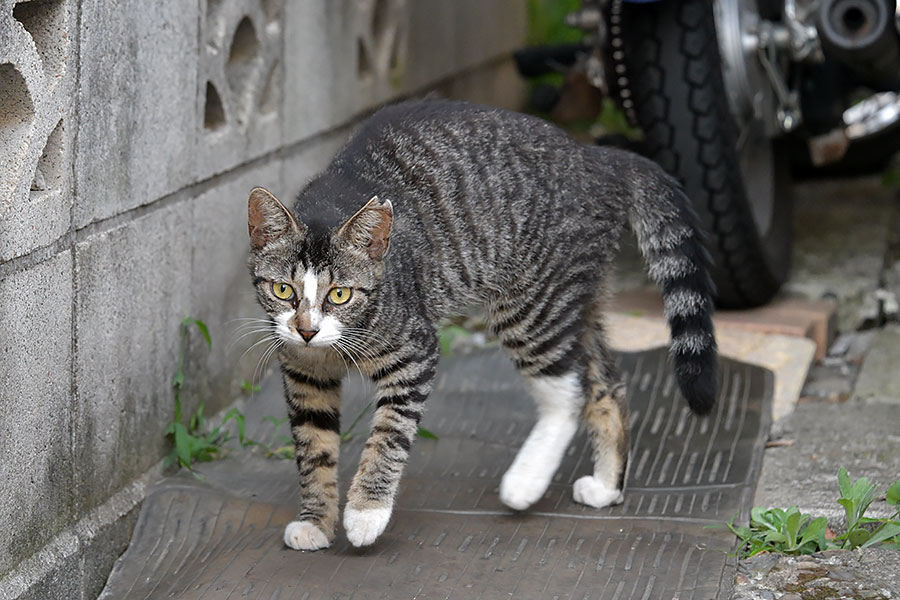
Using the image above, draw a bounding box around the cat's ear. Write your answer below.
[337,195,393,260]
[248,187,305,250]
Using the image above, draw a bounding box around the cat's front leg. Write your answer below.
[281,364,343,551]
[344,343,438,547]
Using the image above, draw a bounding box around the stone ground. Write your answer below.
[730,174,900,599]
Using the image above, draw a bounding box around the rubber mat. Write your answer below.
[99,347,773,599]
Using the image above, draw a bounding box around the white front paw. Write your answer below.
[572,475,624,508]
[343,506,392,547]
[284,520,331,551]
[499,469,547,511]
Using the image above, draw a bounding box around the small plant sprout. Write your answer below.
[240,380,261,394]
[165,317,253,473]
[717,468,900,558]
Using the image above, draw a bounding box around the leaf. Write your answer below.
[862,523,900,548]
[799,517,827,548]
[439,325,470,356]
[847,528,870,549]
[887,481,900,507]
[764,531,788,545]
[785,511,803,547]
[751,507,778,530]
[172,371,184,389]
[416,426,438,440]
[174,423,192,467]
[838,467,851,498]
[192,319,212,349]
[183,316,212,349]
[837,498,856,529]
[241,380,261,394]
[222,408,247,445]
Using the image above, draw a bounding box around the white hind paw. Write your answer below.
[284,520,331,551]
[499,469,548,511]
[572,476,624,508]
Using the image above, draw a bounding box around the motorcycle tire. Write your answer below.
[613,0,792,308]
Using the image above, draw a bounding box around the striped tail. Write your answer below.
[628,170,718,415]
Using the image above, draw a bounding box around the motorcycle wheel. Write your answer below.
[613,0,792,308]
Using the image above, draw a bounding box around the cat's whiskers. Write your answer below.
[240,333,281,361]
[340,327,393,349]
[336,335,380,363]
[333,339,366,383]
[253,338,284,388]
[330,343,353,381]
[227,327,276,352]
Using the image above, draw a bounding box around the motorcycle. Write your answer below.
[517,0,900,308]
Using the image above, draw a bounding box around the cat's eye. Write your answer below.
[272,282,295,300]
[327,287,352,305]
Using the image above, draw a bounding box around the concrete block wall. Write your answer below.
[0,0,527,598]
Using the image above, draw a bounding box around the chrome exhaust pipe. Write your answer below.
[817,0,900,87]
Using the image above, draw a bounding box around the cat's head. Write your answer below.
[247,187,392,349]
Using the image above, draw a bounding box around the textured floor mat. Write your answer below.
[100,347,772,599]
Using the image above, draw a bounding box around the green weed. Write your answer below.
[256,415,293,459]
[719,468,900,558]
[439,324,471,356]
[165,318,253,472]
[240,380,261,394]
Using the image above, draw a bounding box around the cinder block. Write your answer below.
[282,0,527,146]
[195,0,285,180]
[405,0,527,91]
[282,0,357,144]
[0,0,77,260]
[74,0,200,227]
[78,506,139,600]
[0,251,74,576]
[15,549,82,600]
[187,160,283,412]
[279,125,350,195]
[433,57,528,111]
[73,203,192,513]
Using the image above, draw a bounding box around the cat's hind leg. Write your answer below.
[573,315,628,508]
[489,285,592,511]
[498,370,584,510]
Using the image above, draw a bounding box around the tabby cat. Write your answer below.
[247,99,717,550]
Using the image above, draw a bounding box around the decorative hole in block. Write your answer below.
[204,82,226,130]
[225,16,261,126]
[258,61,278,115]
[355,0,406,88]
[30,118,63,194]
[371,0,389,40]
[0,63,35,201]
[13,0,67,93]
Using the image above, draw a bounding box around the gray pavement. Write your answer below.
[730,178,900,599]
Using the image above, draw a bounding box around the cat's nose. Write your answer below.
[298,329,318,343]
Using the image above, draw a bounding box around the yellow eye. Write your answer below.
[327,287,352,305]
[272,282,294,300]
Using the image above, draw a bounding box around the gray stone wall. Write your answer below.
[0,1,526,597]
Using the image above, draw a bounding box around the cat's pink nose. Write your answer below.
[298,329,318,343]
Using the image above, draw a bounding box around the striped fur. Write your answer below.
[248,99,717,549]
